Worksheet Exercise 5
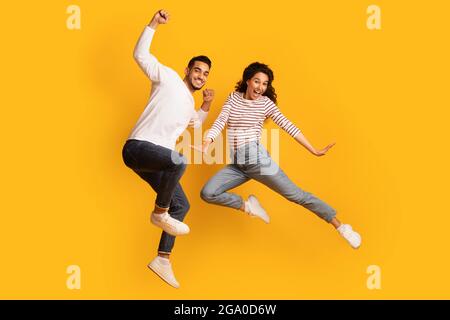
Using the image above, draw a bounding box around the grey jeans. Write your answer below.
[200,142,336,223]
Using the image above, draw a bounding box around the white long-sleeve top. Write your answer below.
[128,26,208,150]
[206,92,301,148]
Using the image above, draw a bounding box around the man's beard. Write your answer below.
[190,79,204,91]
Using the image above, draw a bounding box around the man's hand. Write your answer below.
[148,9,170,29]
[202,89,215,103]
[200,89,214,112]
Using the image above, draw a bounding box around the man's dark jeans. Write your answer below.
[122,139,190,253]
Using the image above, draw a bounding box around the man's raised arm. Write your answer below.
[133,10,170,82]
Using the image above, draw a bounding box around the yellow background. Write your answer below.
[1,0,449,299]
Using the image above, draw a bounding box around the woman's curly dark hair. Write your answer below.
[235,62,277,104]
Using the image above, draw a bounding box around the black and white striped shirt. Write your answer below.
[206,92,301,148]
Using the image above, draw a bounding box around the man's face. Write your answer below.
[185,61,210,91]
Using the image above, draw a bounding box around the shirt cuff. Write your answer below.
[197,108,209,122]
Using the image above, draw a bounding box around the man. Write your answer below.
[122,9,214,288]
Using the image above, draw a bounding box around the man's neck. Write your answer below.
[183,78,195,95]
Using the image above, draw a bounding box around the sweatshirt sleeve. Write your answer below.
[133,26,171,82]
[265,98,301,138]
[188,108,209,129]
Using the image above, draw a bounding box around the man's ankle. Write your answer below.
[154,205,169,214]
[158,252,170,260]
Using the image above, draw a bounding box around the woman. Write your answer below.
[199,62,361,249]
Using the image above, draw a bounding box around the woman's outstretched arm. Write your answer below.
[294,132,335,156]
[266,99,335,156]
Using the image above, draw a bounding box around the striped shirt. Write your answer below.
[206,92,301,148]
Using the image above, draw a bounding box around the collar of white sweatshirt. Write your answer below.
[128,26,208,151]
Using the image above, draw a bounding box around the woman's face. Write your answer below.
[245,72,269,100]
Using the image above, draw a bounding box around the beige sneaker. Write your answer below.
[148,256,180,288]
[150,212,190,236]
[246,195,270,224]
[337,224,361,249]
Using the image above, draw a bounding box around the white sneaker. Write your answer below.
[150,212,190,236]
[148,256,180,288]
[337,224,361,249]
[246,195,270,223]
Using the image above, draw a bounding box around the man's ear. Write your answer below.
[184,67,190,77]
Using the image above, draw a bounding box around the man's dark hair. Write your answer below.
[188,55,212,69]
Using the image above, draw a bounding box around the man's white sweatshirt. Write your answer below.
[128,26,207,150]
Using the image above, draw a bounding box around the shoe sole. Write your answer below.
[150,218,190,236]
[147,264,180,289]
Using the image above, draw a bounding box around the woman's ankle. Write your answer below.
[330,217,342,229]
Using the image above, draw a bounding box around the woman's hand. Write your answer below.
[313,142,336,156]
[191,138,213,154]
